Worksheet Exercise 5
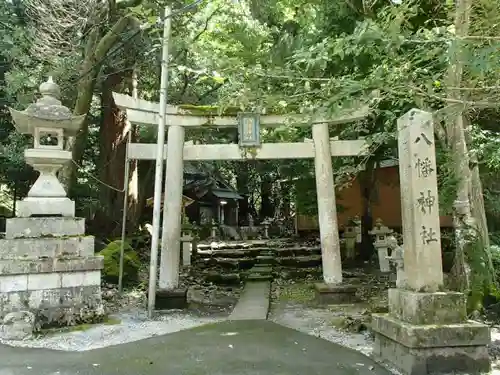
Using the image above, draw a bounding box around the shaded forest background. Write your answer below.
[2,0,500,307]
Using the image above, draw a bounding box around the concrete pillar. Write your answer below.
[159,125,185,290]
[312,122,342,284]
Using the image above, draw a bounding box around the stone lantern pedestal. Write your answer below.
[0,79,103,339]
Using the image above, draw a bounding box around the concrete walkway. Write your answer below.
[229,281,271,320]
[0,320,391,375]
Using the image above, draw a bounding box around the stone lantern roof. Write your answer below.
[9,77,85,137]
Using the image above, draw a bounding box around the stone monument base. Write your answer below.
[0,217,104,331]
[16,197,75,218]
[371,289,491,375]
[155,288,188,310]
[314,282,358,304]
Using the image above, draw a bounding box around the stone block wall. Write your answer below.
[0,217,104,327]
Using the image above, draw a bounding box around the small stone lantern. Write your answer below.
[343,218,357,260]
[9,77,84,217]
[369,218,393,272]
[387,235,406,288]
[352,215,362,243]
[261,218,271,239]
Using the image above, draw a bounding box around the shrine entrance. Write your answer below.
[113,92,369,292]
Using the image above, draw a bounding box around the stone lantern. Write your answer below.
[344,216,362,260]
[9,77,84,217]
[369,218,393,272]
[0,78,103,338]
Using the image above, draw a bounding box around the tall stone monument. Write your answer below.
[0,78,103,335]
[371,109,490,374]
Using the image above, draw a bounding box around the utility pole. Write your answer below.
[148,5,172,318]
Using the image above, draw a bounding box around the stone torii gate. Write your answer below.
[113,92,369,302]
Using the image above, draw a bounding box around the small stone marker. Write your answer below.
[181,233,193,266]
[343,218,357,260]
[371,109,491,375]
[369,218,393,273]
[261,218,271,239]
[387,235,405,287]
[211,220,218,239]
[353,216,362,243]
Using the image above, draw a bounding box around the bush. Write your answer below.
[98,240,141,285]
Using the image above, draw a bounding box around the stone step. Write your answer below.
[196,247,320,259]
[0,236,95,259]
[274,247,322,257]
[255,255,275,265]
[204,272,241,285]
[5,217,85,239]
[197,241,269,250]
[196,248,267,259]
[0,256,103,275]
[246,273,273,281]
[250,265,273,275]
[197,257,254,270]
[277,255,322,268]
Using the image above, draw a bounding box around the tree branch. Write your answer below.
[94,15,136,60]
[116,0,143,10]
[196,83,225,104]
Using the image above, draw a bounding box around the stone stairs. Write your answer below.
[246,249,275,281]
[193,240,323,285]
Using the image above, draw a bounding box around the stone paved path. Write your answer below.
[229,281,271,320]
[0,320,391,375]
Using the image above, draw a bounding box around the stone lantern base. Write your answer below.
[371,288,491,375]
[0,217,104,336]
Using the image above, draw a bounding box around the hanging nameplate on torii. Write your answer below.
[238,112,260,147]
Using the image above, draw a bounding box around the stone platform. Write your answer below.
[314,282,358,304]
[371,288,490,375]
[155,288,188,310]
[0,217,104,329]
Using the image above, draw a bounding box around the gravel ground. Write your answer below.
[0,308,222,352]
[270,302,500,374]
[270,302,373,355]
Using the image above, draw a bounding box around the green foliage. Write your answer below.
[466,231,494,312]
[98,240,140,285]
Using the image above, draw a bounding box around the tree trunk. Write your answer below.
[445,0,474,292]
[92,71,130,237]
[443,0,493,302]
[237,163,250,225]
[358,159,377,261]
[464,116,493,273]
[259,170,274,220]
[58,14,139,195]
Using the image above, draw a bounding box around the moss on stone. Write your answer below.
[276,283,315,304]
[103,316,121,325]
[98,240,140,285]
